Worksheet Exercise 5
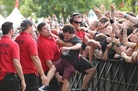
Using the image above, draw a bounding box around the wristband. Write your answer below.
[111,10,114,13]
[124,14,128,18]
[110,19,114,24]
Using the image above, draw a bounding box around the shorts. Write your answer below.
[75,56,94,74]
[54,58,75,81]
[82,43,87,50]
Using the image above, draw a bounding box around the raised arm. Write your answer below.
[116,11,138,25]
[122,22,136,48]
[105,11,120,37]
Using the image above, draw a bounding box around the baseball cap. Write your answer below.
[19,20,32,30]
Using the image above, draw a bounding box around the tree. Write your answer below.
[0,0,138,21]
[112,0,138,14]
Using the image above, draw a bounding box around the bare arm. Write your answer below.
[124,14,138,25]
[84,35,90,45]
[105,11,120,37]
[56,37,73,47]
[13,58,26,91]
[30,56,47,85]
[61,43,82,51]
[88,39,101,49]
[46,60,53,69]
[93,6,103,19]
[122,22,136,48]
[116,11,138,25]
[111,22,120,37]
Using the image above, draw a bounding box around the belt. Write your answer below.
[6,73,16,75]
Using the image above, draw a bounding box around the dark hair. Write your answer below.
[2,22,13,35]
[37,22,46,31]
[99,17,109,24]
[62,24,75,34]
[69,13,82,24]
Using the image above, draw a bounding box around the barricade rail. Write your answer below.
[70,59,138,91]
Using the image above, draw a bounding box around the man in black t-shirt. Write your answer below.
[47,24,96,91]
[46,24,82,91]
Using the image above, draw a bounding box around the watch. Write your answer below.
[117,43,122,47]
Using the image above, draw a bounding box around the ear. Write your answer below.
[28,26,32,29]
[9,29,13,34]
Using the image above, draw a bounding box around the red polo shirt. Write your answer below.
[15,32,38,76]
[76,30,85,42]
[0,36,20,80]
[37,34,61,72]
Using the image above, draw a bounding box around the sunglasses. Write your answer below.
[73,20,82,24]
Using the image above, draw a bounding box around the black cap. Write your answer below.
[20,20,32,30]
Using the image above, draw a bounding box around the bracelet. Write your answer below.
[124,14,128,18]
[110,19,114,24]
[111,10,114,13]
[86,30,89,33]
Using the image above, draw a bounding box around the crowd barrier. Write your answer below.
[70,59,138,91]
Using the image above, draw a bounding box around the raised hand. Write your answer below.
[110,3,116,11]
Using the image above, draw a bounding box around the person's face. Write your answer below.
[90,21,97,31]
[63,32,73,41]
[98,22,105,29]
[106,25,113,33]
[40,24,51,37]
[72,16,82,30]
[130,31,138,42]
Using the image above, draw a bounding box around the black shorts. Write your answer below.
[0,73,21,91]
[74,56,94,74]
[82,43,87,50]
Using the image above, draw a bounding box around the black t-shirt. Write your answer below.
[59,33,82,66]
[100,39,108,53]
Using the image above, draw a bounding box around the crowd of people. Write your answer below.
[0,3,138,91]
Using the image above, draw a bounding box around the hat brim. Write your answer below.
[19,26,26,30]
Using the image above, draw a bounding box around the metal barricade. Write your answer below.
[70,59,138,91]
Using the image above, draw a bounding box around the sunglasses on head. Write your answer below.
[73,20,82,24]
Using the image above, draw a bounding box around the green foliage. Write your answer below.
[0,0,138,21]
[0,0,14,17]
